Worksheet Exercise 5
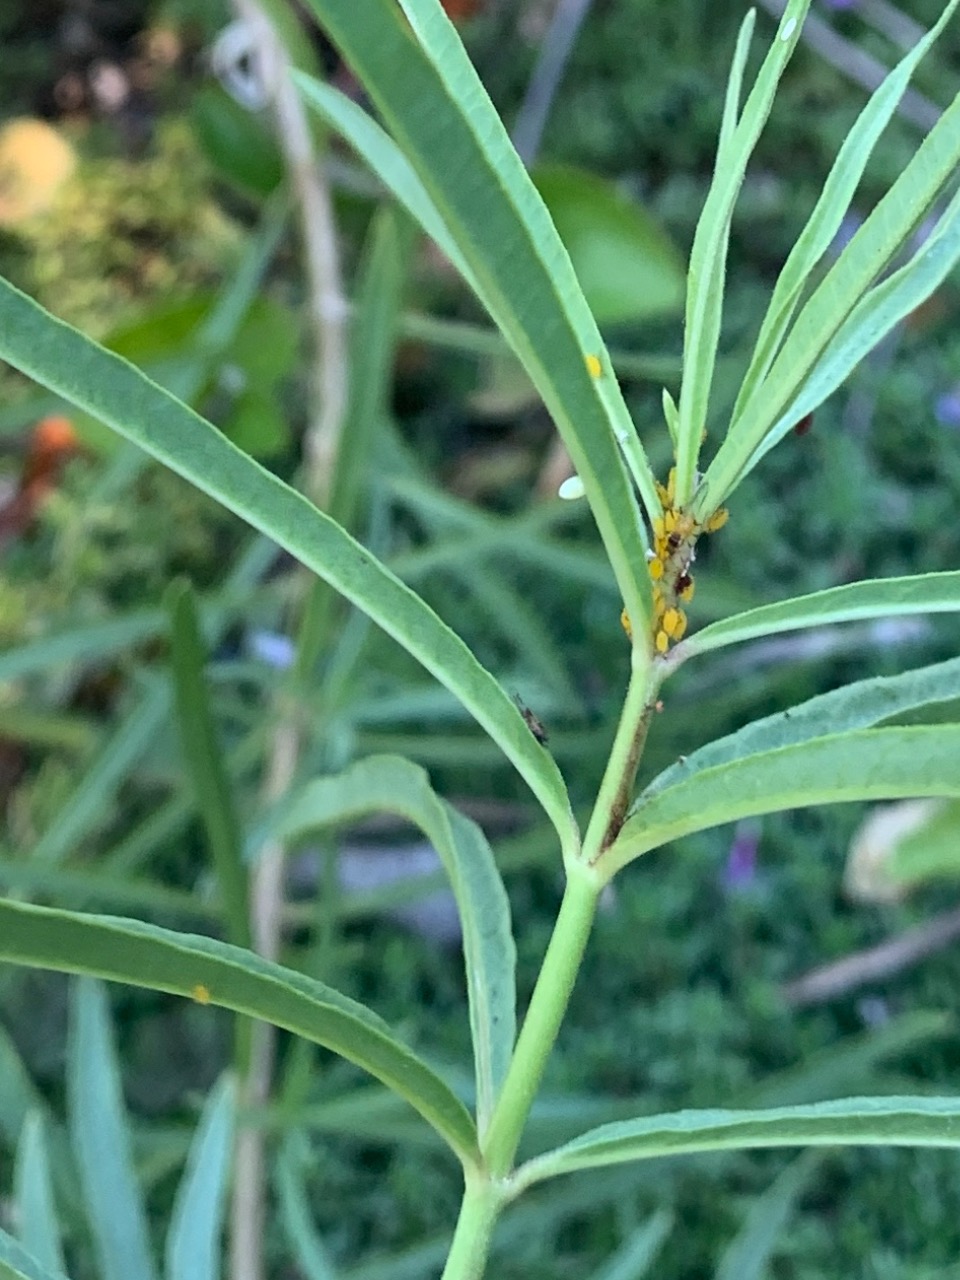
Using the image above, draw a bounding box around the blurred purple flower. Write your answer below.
[250,630,295,669]
[721,821,761,892]
[935,386,960,429]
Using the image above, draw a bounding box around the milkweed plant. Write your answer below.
[2,0,960,1277]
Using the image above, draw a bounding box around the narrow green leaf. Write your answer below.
[265,755,515,1135]
[399,310,681,384]
[733,0,960,423]
[0,708,96,754]
[298,0,656,632]
[673,0,807,504]
[67,979,157,1280]
[395,528,616,598]
[191,84,284,197]
[648,656,960,796]
[0,1026,44,1150]
[748,176,960,472]
[0,613,164,683]
[167,582,250,949]
[383,464,620,599]
[514,1096,960,1191]
[0,278,577,859]
[165,1076,235,1280]
[294,1086,442,1149]
[661,387,680,448]
[716,11,757,163]
[587,1210,673,1280]
[678,571,960,660]
[714,1151,821,1280]
[295,79,480,299]
[0,1230,70,1280]
[102,722,265,884]
[32,678,168,865]
[330,209,408,537]
[275,1142,339,1280]
[195,191,290,363]
[14,1114,64,1276]
[504,1010,953,1154]
[0,543,267,685]
[743,1010,952,1109]
[703,82,960,510]
[609,726,960,872]
[0,854,214,921]
[0,900,478,1163]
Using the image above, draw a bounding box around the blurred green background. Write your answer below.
[1,0,960,1275]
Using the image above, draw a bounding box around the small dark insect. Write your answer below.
[793,411,815,437]
[666,532,683,552]
[675,571,693,595]
[515,695,549,746]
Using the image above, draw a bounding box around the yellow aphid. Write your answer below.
[663,510,677,534]
[191,983,211,1005]
[655,629,670,654]
[620,607,632,639]
[704,507,729,532]
[662,607,685,639]
[666,468,676,503]
[672,611,688,640]
[648,558,664,581]
[653,517,665,541]
[585,353,603,378]
[675,512,696,540]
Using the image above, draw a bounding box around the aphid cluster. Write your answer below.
[622,467,728,653]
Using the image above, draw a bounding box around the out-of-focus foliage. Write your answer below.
[10,125,241,334]
[1,0,960,1276]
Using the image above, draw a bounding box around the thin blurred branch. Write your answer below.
[757,0,942,132]
[512,0,595,166]
[783,903,960,1006]
[223,7,348,1280]
[230,0,348,506]
[857,0,924,53]
[518,0,595,496]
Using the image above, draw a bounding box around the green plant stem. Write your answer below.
[440,1173,503,1280]
[582,647,661,864]
[482,857,602,1179]
[478,647,660,1192]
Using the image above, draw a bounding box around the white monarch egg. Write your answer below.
[558,475,586,501]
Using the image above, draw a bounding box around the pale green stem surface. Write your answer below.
[481,856,602,1185]
[582,646,661,867]
[440,1173,504,1280]
[442,645,661,1274]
